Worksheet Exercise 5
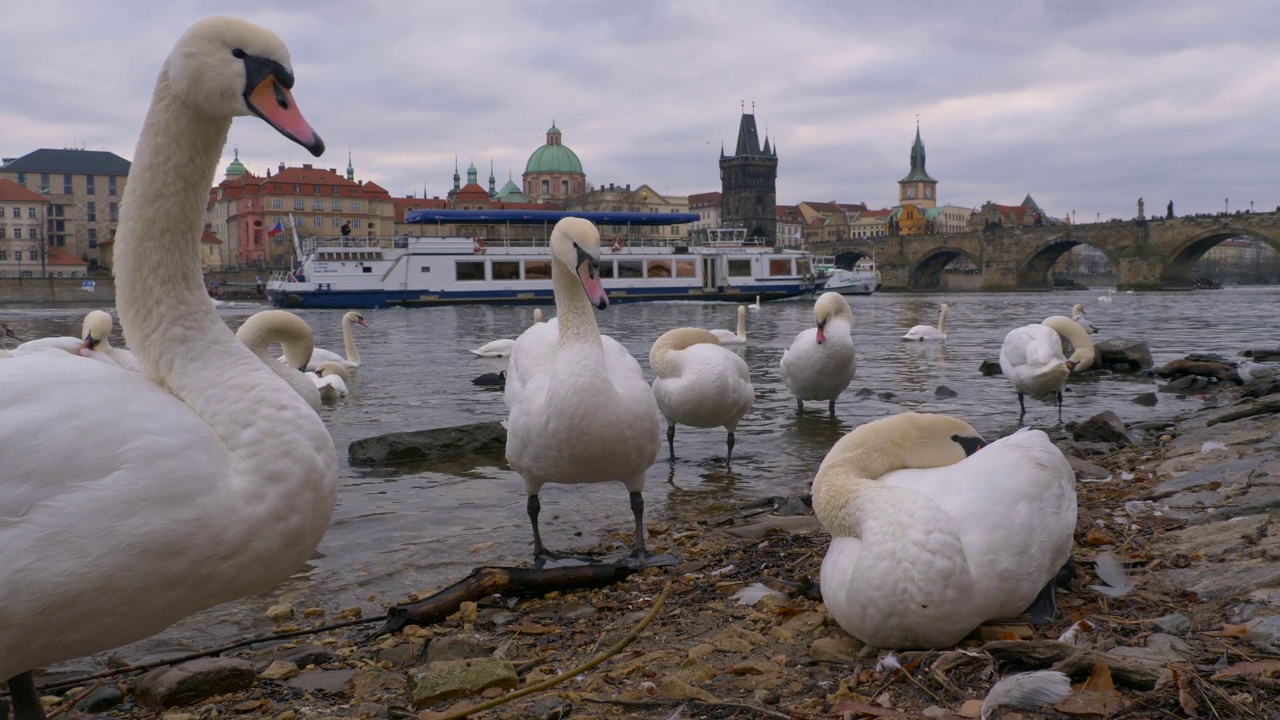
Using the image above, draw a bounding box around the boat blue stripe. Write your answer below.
[268,283,816,309]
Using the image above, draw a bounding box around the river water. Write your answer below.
[4,286,1275,673]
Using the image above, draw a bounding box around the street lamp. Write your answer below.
[1225,198,1229,214]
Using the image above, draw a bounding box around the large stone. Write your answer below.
[1156,359,1232,380]
[1157,514,1268,558]
[74,686,124,713]
[1152,453,1279,497]
[1157,561,1280,601]
[348,668,407,699]
[1095,339,1153,372]
[657,676,720,703]
[408,658,518,708]
[712,625,768,653]
[809,636,864,662]
[260,660,300,681]
[132,658,256,708]
[348,421,506,466]
[1067,454,1110,480]
[287,668,356,693]
[1072,411,1130,444]
[425,635,494,663]
[1245,615,1280,653]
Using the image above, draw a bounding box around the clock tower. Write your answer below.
[898,122,937,209]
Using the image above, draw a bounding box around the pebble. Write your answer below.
[259,660,300,681]
[266,603,294,621]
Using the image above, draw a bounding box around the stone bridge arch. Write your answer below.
[1164,227,1280,286]
[1018,234,1120,288]
[833,249,874,269]
[908,246,981,290]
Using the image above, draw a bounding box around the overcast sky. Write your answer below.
[3,1,1278,221]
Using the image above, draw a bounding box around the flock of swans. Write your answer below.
[0,16,1102,716]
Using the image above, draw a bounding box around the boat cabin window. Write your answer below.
[420,266,431,273]
[492,261,520,281]
[645,259,673,278]
[769,258,793,277]
[796,258,812,275]
[617,260,643,279]
[599,261,615,279]
[362,266,372,273]
[728,259,753,277]
[674,260,696,278]
[523,260,552,280]
[455,260,485,281]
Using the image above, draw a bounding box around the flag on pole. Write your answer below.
[267,218,285,238]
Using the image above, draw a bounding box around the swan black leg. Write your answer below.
[1056,391,1064,422]
[621,490,677,569]
[666,424,676,461]
[1022,580,1059,625]
[795,398,803,413]
[7,672,45,720]
[1017,392,1026,421]
[828,399,836,416]
[726,431,735,467]
[528,494,593,568]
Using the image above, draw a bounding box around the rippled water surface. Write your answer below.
[5,286,1276,672]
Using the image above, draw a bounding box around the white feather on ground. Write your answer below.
[1089,552,1138,598]
[981,670,1072,719]
[729,582,784,606]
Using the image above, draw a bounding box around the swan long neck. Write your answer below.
[1043,315,1095,370]
[649,328,719,378]
[553,259,602,350]
[112,66,319,453]
[237,311,315,371]
[937,305,948,333]
[341,314,360,364]
[736,305,746,338]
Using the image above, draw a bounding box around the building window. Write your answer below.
[88,228,97,241]
[541,180,550,195]
[86,175,96,195]
[20,270,33,278]
[0,250,6,260]
[455,260,485,281]
[109,202,118,221]
[54,205,64,217]
[10,206,18,218]
[331,200,342,211]
[294,199,304,210]
[63,173,73,194]
[29,228,38,240]
[313,185,321,195]
[27,207,36,219]
[313,200,323,211]
[333,186,340,196]
[294,185,301,194]
[29,250,39,261]
[16,172,24,186]
[352,201,362,212]
[108,176,118,195]
[87,202,96,222]
[352,219,363,229]
[313,216,323,227]
[272,199,284,209]
[332,217,342,227]
[40,172,49,188]
[561,180,569,195]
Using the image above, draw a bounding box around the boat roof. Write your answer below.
[404,209,702,226]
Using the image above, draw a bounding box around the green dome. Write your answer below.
[525,123,583,174]
[225,149,247,177]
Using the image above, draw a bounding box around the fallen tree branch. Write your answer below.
[426,581,674,720]
[983,639,1163,690]
[580,696,795,719]
[376,563,635,637]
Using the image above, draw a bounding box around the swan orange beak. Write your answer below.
[80,334,100,351]
[245,75,325,157]
[357,317,368,327]
[815,321,826,345]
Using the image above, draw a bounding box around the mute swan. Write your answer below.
[748,295,761,311]
[1042,315,1095,372]
[236,309,323,412]
[710,305,747,346]
[1070,304,1098,334]
[504,217,667,569]
[902,303,948,341]
[650,327,754,466]
[10,311,136,371]
[999,323,1077,421]
[780,291,857,415]
[0,17,336,711]
[470,308,544,358]
[814,412,1075,649]
[1098,289,1114,303]
[294,310,365,369]
[0,324,20,357]
[311,361,349,401]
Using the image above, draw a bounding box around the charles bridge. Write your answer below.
[808,211,1280,291]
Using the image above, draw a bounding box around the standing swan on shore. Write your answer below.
[780,292,857,415]
[470,308,544,358]
[0,18,337,718]
[504,218,668,569]
[901,303,949,341]
[999,323,1078,421]
[814,412,1075,648]
[710,305,748,345]
[650,328,754,466]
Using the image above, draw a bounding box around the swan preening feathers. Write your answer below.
[781,292,857,414]
[902,303,948,341]
[0,16,336,705]
[814,412,1076,649]
[236,309,323,411]
[650,327,754,466]
[999,315,1095,421]
[503,217,670,569]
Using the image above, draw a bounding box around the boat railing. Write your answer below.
[298,232,784,256]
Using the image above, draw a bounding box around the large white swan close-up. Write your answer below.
[470,308,544,358]
[780,291,857,415]
[0,17,337,715]
[999,322,1077,421]
[814,412,1076,649]
[1070,303,1098,334]
[290,310,365,369]
[901,302,949,341]
[710,304,748,346]
[503,217,668,569]
[236,309,324,412]
[650,327,754,466]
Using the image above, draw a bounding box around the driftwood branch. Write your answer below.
[983,640,1163,690]
[581,697,795,719]
[376,563,636,637]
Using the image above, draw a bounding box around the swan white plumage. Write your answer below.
[999,322,1077,421]
[311,361,350,401]
[470,308,544,358]
[236,309,323,412]
[780,291,857,414]
[1098,289,1114,303]
[291,310,364,369]
[814,412,1076,649]
[10,311,138,372]
[902,303,948,341]
[1070,304,1098,334]
[0,17,336,706]
[650,327,754,465]
[710,305,747,345]
[748,295,761,311]
[1042,315,1095,373]
[0,324,20,357]
[504,218,665,568]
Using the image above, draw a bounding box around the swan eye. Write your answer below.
[232,48,247,59]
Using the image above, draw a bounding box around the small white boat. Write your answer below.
[824,264,880,296]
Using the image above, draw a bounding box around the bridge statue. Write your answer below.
[1167,200,1174,219]
[1137,197,1144,220]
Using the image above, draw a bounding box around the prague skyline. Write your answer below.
[2,1,1276,221]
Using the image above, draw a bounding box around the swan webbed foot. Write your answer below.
[6,672,45,720]
[1023,579,1060,625]
[533,548,598,570]
[617,547,679,570]
[666,424,676,461]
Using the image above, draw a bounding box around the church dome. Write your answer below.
[225,148,248,178]
[524,123,583,175]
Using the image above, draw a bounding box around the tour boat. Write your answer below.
[267,210,817,308]
[814,255,881,296]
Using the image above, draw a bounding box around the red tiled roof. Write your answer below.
[687,191,721,208]
[46,246,86,266]
[392,196,450,222]
[859,208,894,219]
[0,179,48,203]
[201,230,223,244]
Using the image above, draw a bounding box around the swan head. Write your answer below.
[550,217,607,310]
[237,309,315,370]
[167,17,323,156]
[813,291,851,344]
[343,311,368,328]
[1072,303,1085,316]
[314,361,350,382]
[79,310,114,350]
[533,308,543,323]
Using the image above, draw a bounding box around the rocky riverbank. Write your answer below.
[22,376,1280,720]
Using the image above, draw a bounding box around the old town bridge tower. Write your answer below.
[719,108,777,241]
